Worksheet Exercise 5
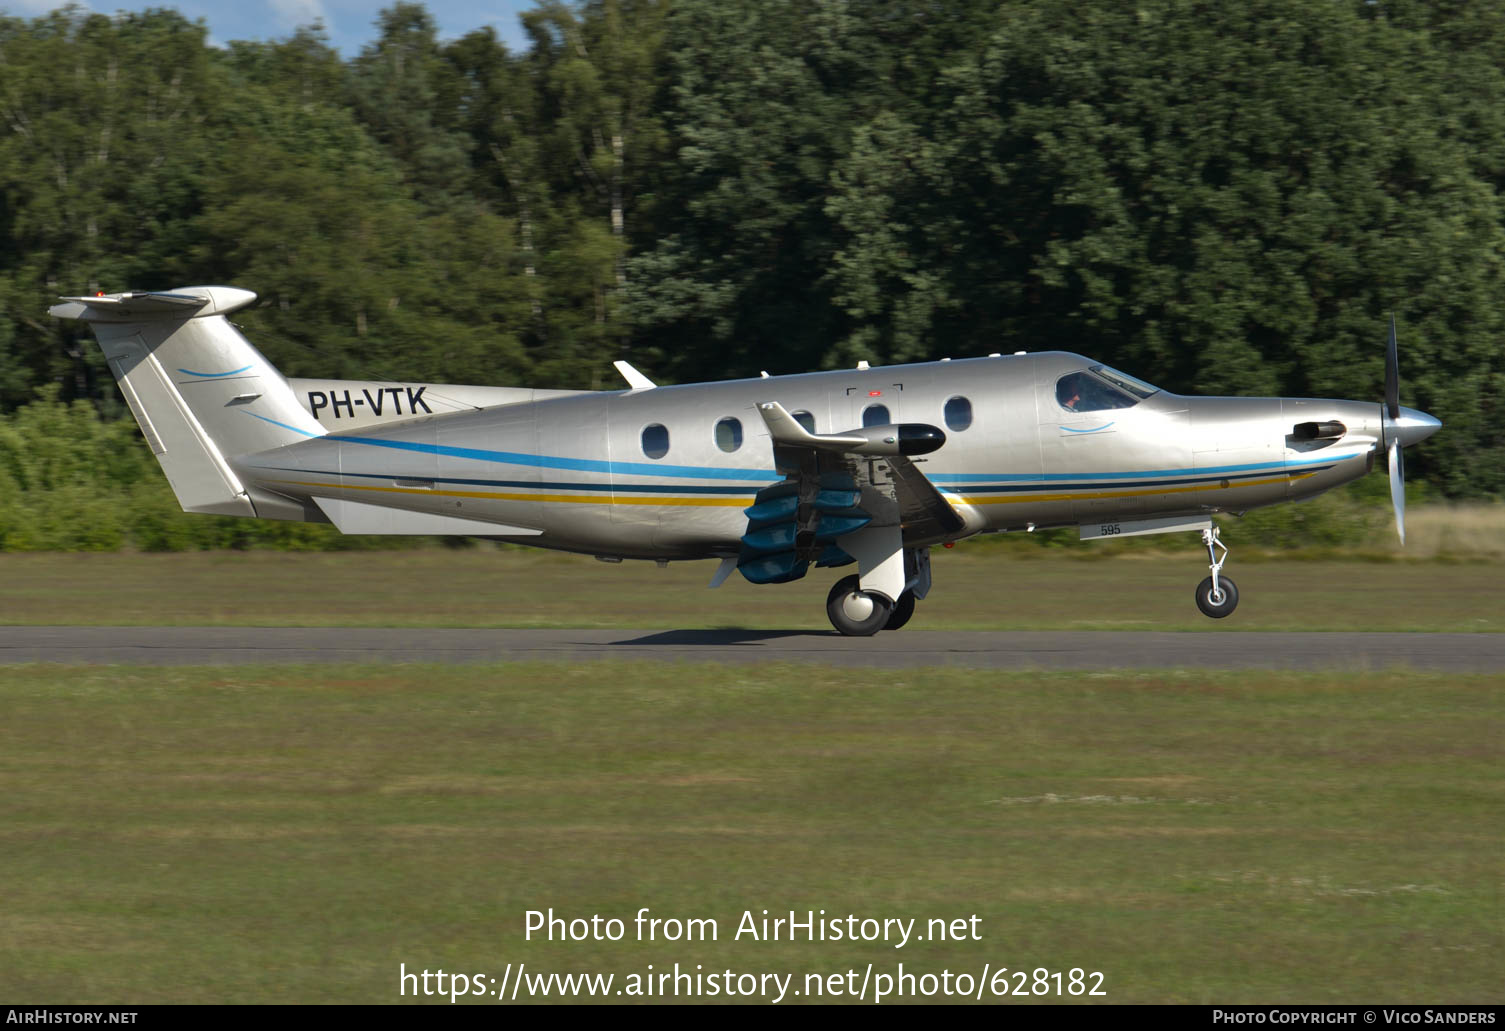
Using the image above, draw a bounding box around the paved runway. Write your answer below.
[1,627,1503,671]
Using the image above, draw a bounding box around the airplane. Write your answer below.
[51,286,1441,636]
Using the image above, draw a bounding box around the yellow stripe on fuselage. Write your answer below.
[269,469,1315,512]
[951,472,1313,506]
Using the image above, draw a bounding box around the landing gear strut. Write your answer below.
[1194,525,1239,618]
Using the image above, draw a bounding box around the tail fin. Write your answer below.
[51,287,326,517]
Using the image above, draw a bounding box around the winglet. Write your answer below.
[757,401,947,456]
[613,360,656,390]
[756,401,865,448]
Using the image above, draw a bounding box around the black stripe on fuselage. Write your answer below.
[942,465,1335,495]
[252,467,760,495]
[251,463,1333,498]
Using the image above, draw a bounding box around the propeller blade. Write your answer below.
[1386,314,1400,421]
[1388,438,1405,545]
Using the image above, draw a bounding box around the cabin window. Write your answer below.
[792,410,816,433]
[641,423,670,459]
[944,396,973,431]
[714,416,743,453]
[862,404,890,427]
[1055,371,1135,413]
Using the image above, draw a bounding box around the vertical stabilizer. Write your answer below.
[50,287,326,517]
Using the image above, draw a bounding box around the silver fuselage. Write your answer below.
[244,352,1392,558]
[234,355,1396,562]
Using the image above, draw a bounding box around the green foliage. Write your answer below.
[851,4,1505,489]
[0,392,427,551]
[0,0,1501,507]
[0,389,145,550]
[1223,477,1396,553]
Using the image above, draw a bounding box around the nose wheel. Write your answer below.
[1195,575,1239,617]
[1195,525,1239,618]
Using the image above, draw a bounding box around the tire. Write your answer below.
[1195,575,1239,618]
[884,591,916,631]
[826,574,894,636]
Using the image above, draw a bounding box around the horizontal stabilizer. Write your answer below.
[50,287,257,322]
[313,497,542,536]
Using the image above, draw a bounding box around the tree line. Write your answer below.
[1,1,1501,497]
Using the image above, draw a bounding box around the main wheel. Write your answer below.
[1195,575,1239,618]
[826,574,894,636]
[884,590,916,631]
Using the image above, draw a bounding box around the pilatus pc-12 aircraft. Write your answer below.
[53,286,1440,636]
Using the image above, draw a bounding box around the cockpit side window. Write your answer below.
[1056,370,1136,413]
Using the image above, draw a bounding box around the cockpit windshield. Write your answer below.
[1090,365,1160,400]
[1055,365,1161,413]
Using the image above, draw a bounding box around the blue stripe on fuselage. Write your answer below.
[254,467,756,495]
[257,461,1345,500]
[928,451,1362,484]
[322,433,782,482]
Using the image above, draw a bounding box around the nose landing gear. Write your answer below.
[1194,525,1238,618]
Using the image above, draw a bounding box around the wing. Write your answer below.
[734,402,961,600]
[883,451,968,544]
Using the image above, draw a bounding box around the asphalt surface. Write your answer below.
[1,627,1502,671]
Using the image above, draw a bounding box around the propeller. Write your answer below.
[1384,314,1405,544]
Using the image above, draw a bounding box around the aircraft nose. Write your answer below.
[1391,407,1441,449]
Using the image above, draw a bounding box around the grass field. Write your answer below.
[0,662,1500,1004]
[0,548,1502,631]
[2,546,1500,1005]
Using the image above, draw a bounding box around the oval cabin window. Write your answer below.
[862,404,890,427]
[791,410,816,433]
[715,417,743,453]
[641,423,670,459]
[944,396,973,431]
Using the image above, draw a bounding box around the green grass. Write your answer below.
[0,662,1499,1003]
[0,548,1502,631]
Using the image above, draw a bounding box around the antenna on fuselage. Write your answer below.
[612,360,656,390]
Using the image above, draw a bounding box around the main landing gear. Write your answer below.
[885,589,917,630]
[825,576,920,635]
[1194,525,1239,618]
[825,546,928,636]
[826,575,892,636]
